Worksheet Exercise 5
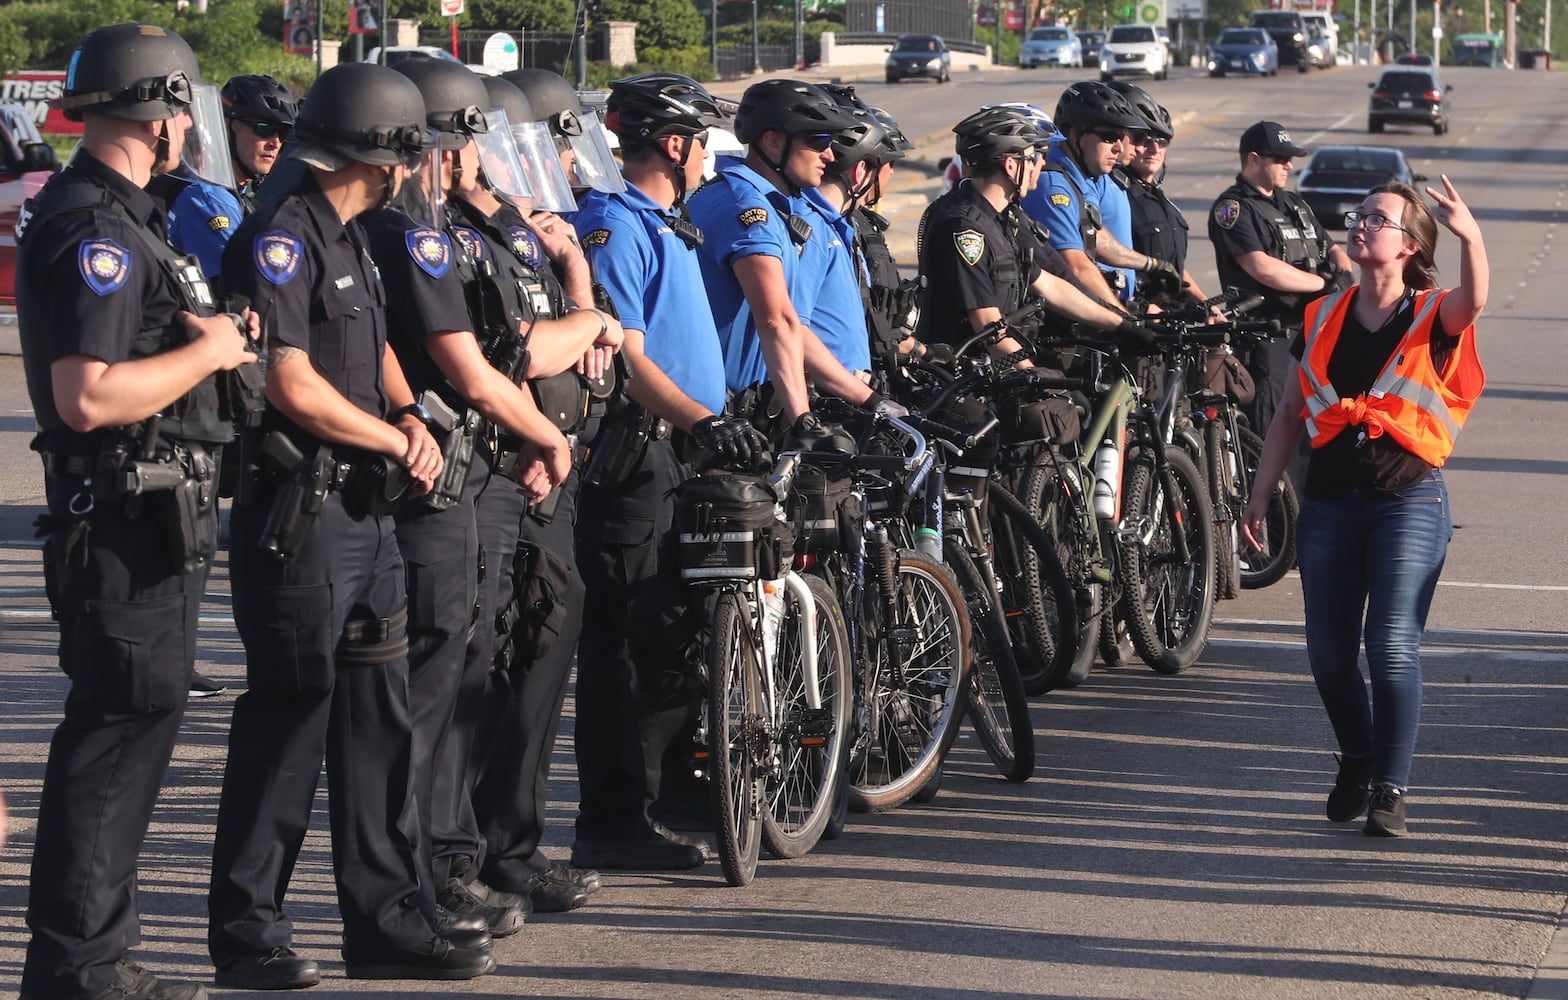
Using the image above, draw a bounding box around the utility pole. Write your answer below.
[574,0,588,89]
[712,1,720,79]
[794,0,804,69]
[752,0,763,74]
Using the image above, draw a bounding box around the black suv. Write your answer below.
[885,35,951,83]
[1249,11,1310,70]
[1368,67,1452,134]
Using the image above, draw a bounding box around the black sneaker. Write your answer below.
[188,672,226,699]
[342,937,494,981]
[214,947,321,990]
[1364,784,1408,837]
[571,832,706,871]
[437,878,526,938]
[115,959,209,999]
[1326,753,1373,822]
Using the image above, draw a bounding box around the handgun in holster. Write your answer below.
[414,389,482,511]
[526,433,577,524]
[258,433,332,562]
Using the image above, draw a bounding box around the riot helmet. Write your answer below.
[500,67,622,194]
[53,23,200,123]
[1053,81,1149,135]
[1106,81,1173,141]
[482,75,576,213]
[289,62,436,170]
[392,56,490,151]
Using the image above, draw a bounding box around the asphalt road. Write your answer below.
[1,61,1565,1000]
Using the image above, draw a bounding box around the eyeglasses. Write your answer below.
[241,119,294,140]
[1344,211,1410,233]
[1092,129,1131,145]
[798,132,837,153]
[689,130,711,147]
[1130,135,1169,148]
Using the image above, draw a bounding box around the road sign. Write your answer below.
[1171,0,1206,19]
[1139,0,1166,23]
[440,0,464,17]
[481,31,520,72]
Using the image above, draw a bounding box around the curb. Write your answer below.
[0,311,16,357]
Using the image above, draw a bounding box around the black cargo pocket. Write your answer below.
[236,583,337,695]
[67,592,190,713]
[405,548,471,640]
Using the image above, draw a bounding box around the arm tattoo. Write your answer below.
[270,342,306,367]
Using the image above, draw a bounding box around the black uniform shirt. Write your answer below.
[1209,173,1329,320]
[360,207,474,398]
[224,169,389,420]
[1127,176,1190,276]
[18,153,187,438]
[915,181,1044,346]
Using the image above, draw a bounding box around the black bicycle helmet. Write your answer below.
[221,74,297,126]
[1053,81,1148,134]
[291,62,434,168]
[952,106,1048,165]
[501,67,583,134]
[732,79,857,144]
[53,23,200,123]
[1106,81,1173,141]
[393,56,489,150]
[869,105,913,154]
[605,72,728,144]
[481,76,534,131]
[821,84,900,173]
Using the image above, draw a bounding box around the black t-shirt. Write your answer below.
[1290,290,1456,498]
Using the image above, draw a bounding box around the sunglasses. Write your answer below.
[241,119,294,140]
[1092,129,1130,145]
[797,132,837,153]
[1131,135,1169,148]
[1344,211,1410,234]
[688,129,711,147]
[1263,154,1294,165]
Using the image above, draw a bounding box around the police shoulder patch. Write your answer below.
[1214,199,1242,230]
[406,227,452,278]
[507,225,542,267]
[583,228,611,248]
[1049,193,1072,207]
[450,226,485,263]
[738,206,769,228]
[254,230,304,286]
[77,239,132,296]
[954,229,986,266]
[208,215,232,232]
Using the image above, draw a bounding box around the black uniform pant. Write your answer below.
[209,488,431,964]
[1245,332,1312,493]
[469,465,585,886]
[393,459,487,888]
[22,502,206,999]
[571,439,690,842]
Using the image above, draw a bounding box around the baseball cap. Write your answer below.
[1239,120,1309,159]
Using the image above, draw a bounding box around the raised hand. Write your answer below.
[1425,174,1481,244]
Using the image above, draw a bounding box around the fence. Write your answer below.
[715,44,797,76]
[417,28,584,73]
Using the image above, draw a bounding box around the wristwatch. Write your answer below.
[390,402,434,428]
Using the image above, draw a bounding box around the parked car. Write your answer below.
[1368,67,1452,134]
[1020,26,1082,68]
[1099,24,1168,81]
[1076,30,1106,67]
[1296,144,1425,229]
[1208,28,1279,76]
[1249,10,1311,70]
[0,106,60,310]
[886,34,951,83]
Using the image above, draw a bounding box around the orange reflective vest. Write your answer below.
[1298,287,1484,467]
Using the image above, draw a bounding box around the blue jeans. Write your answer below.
[1296,469,1451,790]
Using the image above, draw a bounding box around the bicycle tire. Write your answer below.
[1020,461,1102,692]
[762,575,852,860]
[846,550,972,813]
[987,480,1077,697]
[706,591,764,886]
[1120,449,1217,675]
[1097,602,1137,669]
[947,543,1035,783]
[1236,425,1299,590]
[1204,417,1242,601]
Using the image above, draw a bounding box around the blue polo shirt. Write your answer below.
[688,156,817,393]
[575,184,727,416]
[1099,171,1137,301]
[166,175,246,277]
[800,187,871,372]
[1022,144,1137,301]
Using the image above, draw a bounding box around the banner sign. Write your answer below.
[0,71,81,136]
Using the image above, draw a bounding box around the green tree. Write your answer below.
[469,0,574,31]
[594,0,704,50]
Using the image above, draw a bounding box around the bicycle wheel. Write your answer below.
[987,480,1076,698]
[706,591,764,886]
[847,550,972,813]
[1203,417,1242,601]
[947,543,1035,783]
[1019,461,1102,692]
[1120,449,1217,675]
[762,575,852,860]
[1097,601,1137,668]
[1236,425,1299,590]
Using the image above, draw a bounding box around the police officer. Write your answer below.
[463,73,625,910]
[16,23,257,1000]
[360,55,576,937]
[502,67,625,203]
[686,79,889,434]
[916,106,1141,355]
[1021,82,1179,308]
[221,74,298,211]
[1120,97,1213,310]
[568,72,768,873]
[1209,120,1353,447]
[207,62,495,987]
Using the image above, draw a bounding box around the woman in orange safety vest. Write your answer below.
[1241,176,1487,839]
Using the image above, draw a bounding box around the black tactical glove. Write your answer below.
[862,390,910,420]
[1320,265,1355,293]
[921,342,958,366]
[692,414,768,468]
[1143,256,1186,297]
[1114,316,1159,351]
[784,412,856,456]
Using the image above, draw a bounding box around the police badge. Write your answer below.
[406,227,452,279]
[954,229,986,266]
[254,230,303,286]
[78,239,131,296]
[1214,199,1242,230]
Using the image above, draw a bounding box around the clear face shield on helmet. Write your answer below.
[389,142,443,228]
[560,109,625,193]
[178,83,237,189]
[472,108,536,213]
[510,119,577,214]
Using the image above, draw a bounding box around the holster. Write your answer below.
[493,539,571,673]
[159,442,219,571]
[525,433,578,524]
[414,389,481,511]
[257,433,333,563]
[584,402,666,491]
[341,452,408,519]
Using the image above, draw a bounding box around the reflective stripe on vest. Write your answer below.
[1297,287,1483,467]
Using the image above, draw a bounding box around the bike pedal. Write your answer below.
[791,708,835,743]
